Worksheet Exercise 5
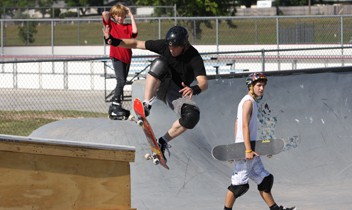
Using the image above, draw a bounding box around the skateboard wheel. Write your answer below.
[128,115,134,121]
[145,153,151,160]
[137,120,143,126]
[153,158,160,165]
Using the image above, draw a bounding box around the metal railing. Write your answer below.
[1,46,351,92]
[1,46,352,135]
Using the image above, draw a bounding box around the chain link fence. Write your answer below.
[1,15,352,135]
[2,46,352,136]
[1,15,352,51]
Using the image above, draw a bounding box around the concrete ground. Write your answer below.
[30,69,352,210]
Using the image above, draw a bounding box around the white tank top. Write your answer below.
[235,95,258,143]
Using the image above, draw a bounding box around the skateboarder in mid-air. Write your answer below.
[103,25,208,162]
[223,73,295,210]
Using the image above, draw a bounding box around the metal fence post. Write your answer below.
[340,16,344,67]
[38,62,42,89]
[64,61,68,90]
[51,20,54,55]
[216,18,219,52]
[276,16,281,71]
[261,49,265,72]
[1,20,3,55]
[13,61,17,89]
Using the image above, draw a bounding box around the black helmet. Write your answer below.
[165,26,189,47]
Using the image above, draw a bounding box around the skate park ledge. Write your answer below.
[0,134,137,210]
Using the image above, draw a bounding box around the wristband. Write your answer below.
[245,150,253,153]
[190,85,201,95]
[103,36,110,45]
[110,36,122,46]
[104,35,122,46]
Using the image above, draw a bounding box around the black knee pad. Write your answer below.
[258,174,274,193]
[228,184,249,198]
[148,57,170,80]
[179,104,200,129]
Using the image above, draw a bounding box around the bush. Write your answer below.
[59,11,78,18]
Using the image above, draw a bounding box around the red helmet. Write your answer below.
[246,72,267,86]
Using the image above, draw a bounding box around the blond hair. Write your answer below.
[110,3,128,17]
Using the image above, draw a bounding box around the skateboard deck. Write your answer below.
[132,98,169,170]
[212,139,285,161]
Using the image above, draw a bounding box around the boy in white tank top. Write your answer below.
[223,73,296,210]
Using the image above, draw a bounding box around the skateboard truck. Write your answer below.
[129,115,143,126]
[145,153,160,165]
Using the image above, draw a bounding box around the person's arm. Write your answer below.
[234,119,238,143]
[180,75,208,98]
[242,100,258,159]
[102,25,145,49]
[126,7,138,35]
[102,11,110,23]
[119,39,146,49]
[195,75,208,92]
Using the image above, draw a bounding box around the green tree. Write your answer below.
[16,12,38,45]
[65,0,104,16]
[237,0,257,8]
[36,0,59,18]
[136,0,235,17]
[135,0,237,40]
[1,0,36,17]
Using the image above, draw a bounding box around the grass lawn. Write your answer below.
[2,17,352,46]
[0,110,105,136]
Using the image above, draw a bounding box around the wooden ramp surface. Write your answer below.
[0,134,136,210]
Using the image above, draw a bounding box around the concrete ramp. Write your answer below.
[30,69,352,210]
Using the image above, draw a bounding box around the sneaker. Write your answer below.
[109,102,130,120]
[279,206,296,210]
[158,137,170,162]
[111,101,124,113]
[143,102,152,117]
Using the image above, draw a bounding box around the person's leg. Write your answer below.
[257,174,276,207]
[157,85,200,161]
[224,189,236,209]
[252,161,294,210]
[223,163,250,210]
[144,73,160,102]
[108,59,130,119]
[260,191,276,207]
[161,119,187,141]
[259,183,296,210]
[112,59,127,103]
[142,58,170,116]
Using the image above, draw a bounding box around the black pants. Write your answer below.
[112,58,130,102]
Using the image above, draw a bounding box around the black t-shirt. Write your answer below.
[145,39,206,88]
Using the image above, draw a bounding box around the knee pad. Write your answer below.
[257,174,274,193]
[179,104,200,129]
[228,184,249,198]
[148,57,170,80]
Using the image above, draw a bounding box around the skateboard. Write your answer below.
[130,98,169,170]
[211,139,285,161]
